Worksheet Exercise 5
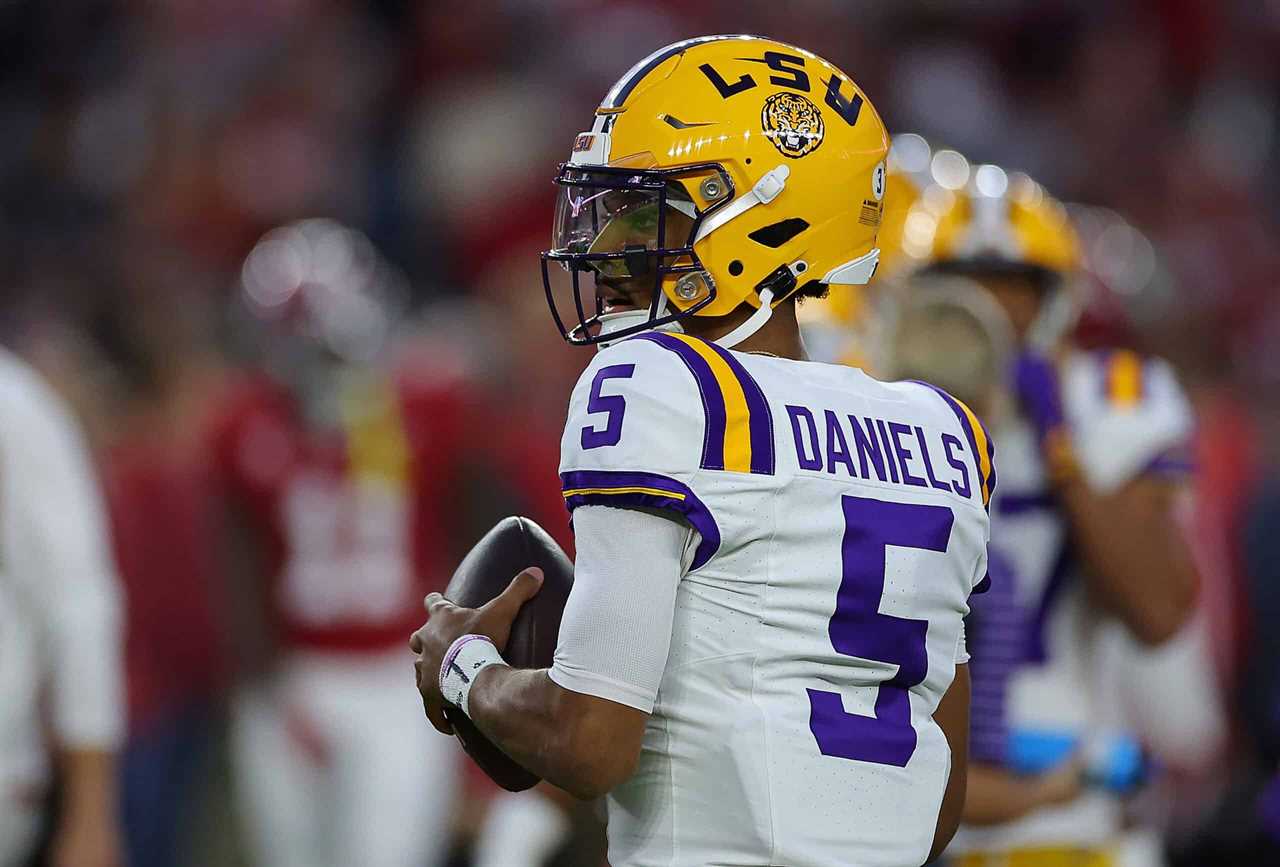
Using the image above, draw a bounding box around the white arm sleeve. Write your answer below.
[0,356,124,749]
[549,505,691,713]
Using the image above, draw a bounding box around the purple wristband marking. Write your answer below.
[439,634,497,693]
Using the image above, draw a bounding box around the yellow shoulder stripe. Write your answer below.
[562,486,688,501]
[1107,350,1143,408]
[667,333,753,473]
[955,398,993,506]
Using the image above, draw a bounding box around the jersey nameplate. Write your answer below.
[786,402,986,508]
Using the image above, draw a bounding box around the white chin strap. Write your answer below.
[715,288,774,348]
[595,290,774,351]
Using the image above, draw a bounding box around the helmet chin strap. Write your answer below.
[597,286,777,351]
[714,288,775,349]
[596,293,685,349]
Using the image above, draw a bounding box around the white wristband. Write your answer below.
[439,634,508,717]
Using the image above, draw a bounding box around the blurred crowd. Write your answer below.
[1,1,1278,866]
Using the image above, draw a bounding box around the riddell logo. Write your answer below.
[573,134,595,152]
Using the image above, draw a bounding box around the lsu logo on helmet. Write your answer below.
[762,92,824,158]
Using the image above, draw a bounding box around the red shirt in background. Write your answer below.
[102,433,225,734]
[207,365,474,655]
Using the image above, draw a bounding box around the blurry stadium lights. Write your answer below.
[930,149,970,190]
[1095,220,1157,297]
[903,209,938,260]
[973,163,1009,199]
[242,230,307,310]
[1007,171,1043,206]
[921,183,955,215]
[889,133,932,176]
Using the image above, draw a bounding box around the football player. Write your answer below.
[412,36,995,866]
[900,165,1210,865]
[210,221,467,867]
[0,347,125,867]
[878,276,1091,831]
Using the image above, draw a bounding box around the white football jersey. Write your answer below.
[559,332,993,867]
[954,348,1197,853]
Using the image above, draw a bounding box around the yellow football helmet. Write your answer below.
[903,161,1081,347]
[541,34,889,347]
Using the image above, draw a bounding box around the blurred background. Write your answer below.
[1,1,1278,866]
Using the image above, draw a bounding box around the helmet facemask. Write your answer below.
[541,162,733,346]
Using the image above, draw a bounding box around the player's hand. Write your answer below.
[1012,351,1065,440]
[1012,351,1077,482]
[1030,756,1086,808]
[410,568,544,735]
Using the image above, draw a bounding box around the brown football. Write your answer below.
[442,515,574,791]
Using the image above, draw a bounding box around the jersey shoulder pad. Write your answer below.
[901,379,998,512]
[560,334,707,477]
[1063,350,1193,490]
[562,331,779,476]
[562,331,780,539]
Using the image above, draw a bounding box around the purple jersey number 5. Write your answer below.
[808,496,955,766]
[580,364,635,449]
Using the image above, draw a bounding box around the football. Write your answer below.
[442,515,575,791]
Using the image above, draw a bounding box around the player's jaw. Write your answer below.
[595,275,654,315]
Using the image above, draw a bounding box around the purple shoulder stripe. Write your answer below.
[703,341,776,475]
[560,469,721,570]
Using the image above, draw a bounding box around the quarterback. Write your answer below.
[412,35,994,866]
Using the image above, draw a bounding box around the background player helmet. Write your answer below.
[541,34,890,347]
[906,163,1081,348]
[876,274,1015,414]
[795,132,935,368]
[235,218,410,425]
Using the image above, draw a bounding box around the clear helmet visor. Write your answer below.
[550,169,697,278]
[541,161,728,346]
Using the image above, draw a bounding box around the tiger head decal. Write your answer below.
[761,92,824,159]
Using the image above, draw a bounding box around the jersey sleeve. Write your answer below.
[1063,351,1194,493]
[559,334,722,570]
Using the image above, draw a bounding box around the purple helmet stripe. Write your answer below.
[600,35,757,110]
[560,470,721,570]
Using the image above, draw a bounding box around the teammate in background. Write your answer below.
[901,165,1212,865]
[0,347,125,867]
[210,221,469,867]
[413,36,992,867]
[879,278,1089,830]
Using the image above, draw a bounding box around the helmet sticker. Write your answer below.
[761,92,824,159]
[872,161,886,201]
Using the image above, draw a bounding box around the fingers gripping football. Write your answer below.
[478,568,545,653]
[409,568,545,737]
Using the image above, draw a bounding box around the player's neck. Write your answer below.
[684,299,807,360]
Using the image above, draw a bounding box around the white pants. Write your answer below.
[230,647,460,867]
